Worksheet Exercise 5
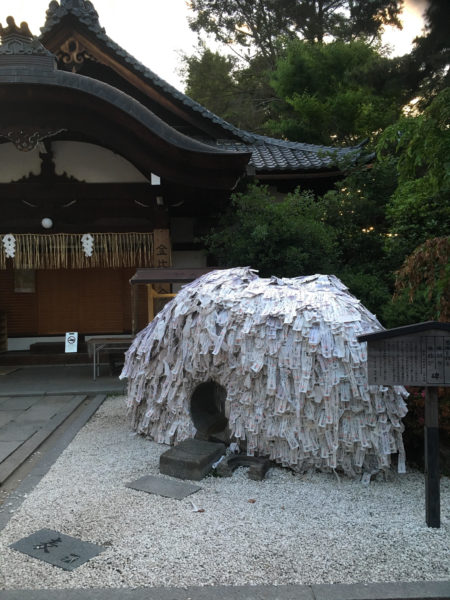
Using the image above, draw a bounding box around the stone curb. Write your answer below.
[0,581,449,600]
[0,389,124,398]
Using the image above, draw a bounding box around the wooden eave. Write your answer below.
[256,169,344,180]
[40,22,230,141]
[0,70,250,190]
[130,267,217,285]
[358,321,450,342]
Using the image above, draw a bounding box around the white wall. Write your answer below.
[0,140,160,183]
[0,143,41,182]
[52,141,151,182]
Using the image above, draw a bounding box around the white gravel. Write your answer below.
[0,396,449,590]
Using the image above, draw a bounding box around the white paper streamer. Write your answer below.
[81,233,94,257]
[2,234,16,258]
[121,268,409,477]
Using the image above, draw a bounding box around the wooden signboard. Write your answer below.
[358,321,450,529]
[365,331,450,387]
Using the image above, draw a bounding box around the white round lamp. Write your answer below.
[41,217,53,229]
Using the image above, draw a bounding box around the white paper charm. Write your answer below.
[2,234,16,258]
[121,267,409,478]
[81,233,94,257]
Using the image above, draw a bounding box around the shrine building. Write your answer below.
[0,0,364,354]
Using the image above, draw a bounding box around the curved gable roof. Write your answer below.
[0,15,250,189]
[39,1,367,176]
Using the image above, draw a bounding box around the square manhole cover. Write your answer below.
[10,528,105,571]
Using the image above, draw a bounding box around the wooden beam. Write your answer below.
[131,267,217,285]
[0,183,154,199]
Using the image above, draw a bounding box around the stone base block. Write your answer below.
[215,455,271,480]
[159,439,225,481]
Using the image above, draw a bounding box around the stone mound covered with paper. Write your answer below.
[121,268,408,476]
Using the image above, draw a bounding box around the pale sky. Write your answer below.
[0,0,426,92]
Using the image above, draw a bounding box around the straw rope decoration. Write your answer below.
[0,233,153,269]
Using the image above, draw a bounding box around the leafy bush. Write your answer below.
[203,184,339,277]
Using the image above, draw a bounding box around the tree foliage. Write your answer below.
[182,48,238,121]
[319,159,396,268]
[188,0,403,64]
[183,1,406,140]
[394,237,450,322]
[181,47,275,131]
[188,0,293,66]
[409,0,450,104]
[203,184,338,278]
[268,39,405,144]
[315,158,398,317]
[377,87,450,259]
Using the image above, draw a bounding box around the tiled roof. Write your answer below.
[40,1,366,173]
[213,137,361,172]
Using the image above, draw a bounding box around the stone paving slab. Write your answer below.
[0,366,126,397]
[0,441,22,463]
[18,401,67,423]
[0,394,106,531]
[126,474,202,500]
[10,528,105,572]
[0,423,39,442]
[0,394,87,485]
[0,397,41,410]
[0,582,449,600]
[0,411,21,428]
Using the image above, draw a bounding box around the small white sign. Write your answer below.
[65,332,78,353]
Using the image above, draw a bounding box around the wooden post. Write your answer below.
[425,386,440,528]
[147,284,155,323]
[131,283,138,336]
[149,229,172,323]
[153,229,172,270]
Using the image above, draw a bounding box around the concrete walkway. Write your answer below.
[0,393,87,485]
[0,365,126,486]
[0,364,126,396]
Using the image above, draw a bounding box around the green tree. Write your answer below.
[180,47,276,131]
[377,87,450,261]
[188,0,403,64]
[409,0,450,105]
[182,48,238,121]
[203,184,339,278]
[183,1,405,137]
[393,237,450,323]
[316,158,398,318]
[268,39,406,144]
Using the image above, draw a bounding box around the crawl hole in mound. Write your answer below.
[190,381,229,442]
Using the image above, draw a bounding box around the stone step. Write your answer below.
[159,438,225,481]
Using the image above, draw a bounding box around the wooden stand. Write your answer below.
[358,321,450,529]
[146,285,176,322]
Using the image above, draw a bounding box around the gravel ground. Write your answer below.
[0,396,449,590]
